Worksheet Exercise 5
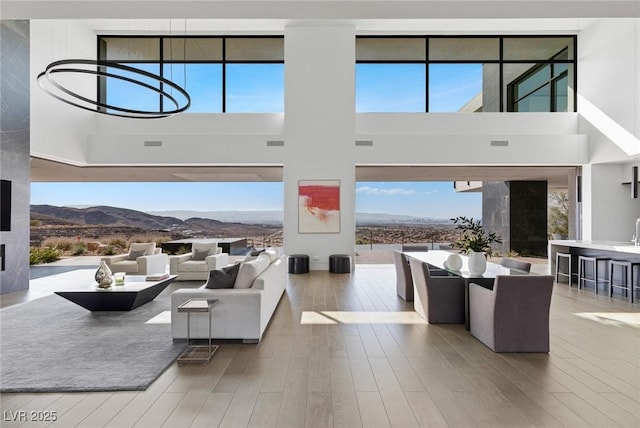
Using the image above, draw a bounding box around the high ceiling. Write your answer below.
[13,1,634,187]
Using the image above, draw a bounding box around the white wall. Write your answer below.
[578,18,640,141]
[577,18,640,240]
[30,20,96,164]
[89,114,284,164]
[283,24,356,270]
[582,162,640,241]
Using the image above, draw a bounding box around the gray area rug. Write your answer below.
[0,288,187,392]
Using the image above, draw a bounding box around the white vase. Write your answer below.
[95,261,113,288]
[467,251,487,275]
[446,253,463,271]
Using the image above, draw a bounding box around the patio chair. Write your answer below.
[101,242,168,276]
[169,242,229,281]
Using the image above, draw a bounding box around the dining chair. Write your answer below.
[392,250,413,301]
[469,275,554,352]
[408,258,465,324]
[500,257,532,273]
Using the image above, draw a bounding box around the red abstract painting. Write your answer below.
[298,180,340,233]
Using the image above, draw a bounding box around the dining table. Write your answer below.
[403,250,533,330]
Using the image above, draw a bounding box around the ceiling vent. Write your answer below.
[490,140,509,147]
[144,140,162,147]
[355,140,373,147]
[266,140,285,147]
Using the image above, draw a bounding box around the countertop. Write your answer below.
[549,240,640,255]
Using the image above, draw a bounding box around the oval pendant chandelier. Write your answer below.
[37,59,191,119]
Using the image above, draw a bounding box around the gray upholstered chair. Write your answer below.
[392,250,413,301]
[469,275,554,352]
[401,244,430,252]
[408,258,465,324]
[500,257,532,273]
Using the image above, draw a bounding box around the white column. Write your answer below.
[283,23,356,270]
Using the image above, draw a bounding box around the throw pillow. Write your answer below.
[130,242,155,255]
[204,263,240,289]
[234,254,270,289]
[127,249,146,260]
[191,248,210,261]
[264,249,278,263]
[242,248,265,263]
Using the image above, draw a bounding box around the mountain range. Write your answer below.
[147,209,451,225]
[31,204,452,231]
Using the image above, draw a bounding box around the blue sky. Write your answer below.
[31,181,481,219]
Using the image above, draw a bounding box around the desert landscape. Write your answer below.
[29,204,459,262]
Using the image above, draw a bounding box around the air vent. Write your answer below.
[355,140,373,147]
[490,140,509,147]
[144,140,162,147]
[266,140,285,147]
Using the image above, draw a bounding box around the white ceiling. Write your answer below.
[69,18,596,35]
[31,157,574,189]
[3,0,638,22]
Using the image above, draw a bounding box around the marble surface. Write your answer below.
[0,20,30,294]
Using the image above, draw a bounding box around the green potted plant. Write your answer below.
[450,216,502,274]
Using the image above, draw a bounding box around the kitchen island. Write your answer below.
[548,240,640,280]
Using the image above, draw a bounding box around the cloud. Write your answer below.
[357,186,416,196]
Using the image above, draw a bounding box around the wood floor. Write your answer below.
[2,264,639,428]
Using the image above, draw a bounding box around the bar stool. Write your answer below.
[609,260,633,301]
[632,263,640,303]
[555,252,574,286]
[578,255,610,294]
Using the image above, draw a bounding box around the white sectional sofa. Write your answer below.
[171,253,287,343]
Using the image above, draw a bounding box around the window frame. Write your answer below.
[507,49,571,112]
[355,35,577,113]
[97,35,285,114]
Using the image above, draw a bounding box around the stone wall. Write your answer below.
[0,20,30,294]
[482,180,548,257]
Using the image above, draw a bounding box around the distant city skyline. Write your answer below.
[31,181,482,220]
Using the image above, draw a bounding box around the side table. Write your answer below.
[177,298,219,365]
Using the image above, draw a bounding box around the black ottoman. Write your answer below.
[329,254,351,273]
[288,254,309,274]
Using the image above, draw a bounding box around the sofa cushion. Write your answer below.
[242,248,264,263]
[235,253,270,289]
[204,263,241,289]
[129,242,156,256]
[191,248,210,261]
[191,242,218,259]
[264,249,278,263]
[177,260,210,272]
[111,260,139,272]
[127,249,146,260]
